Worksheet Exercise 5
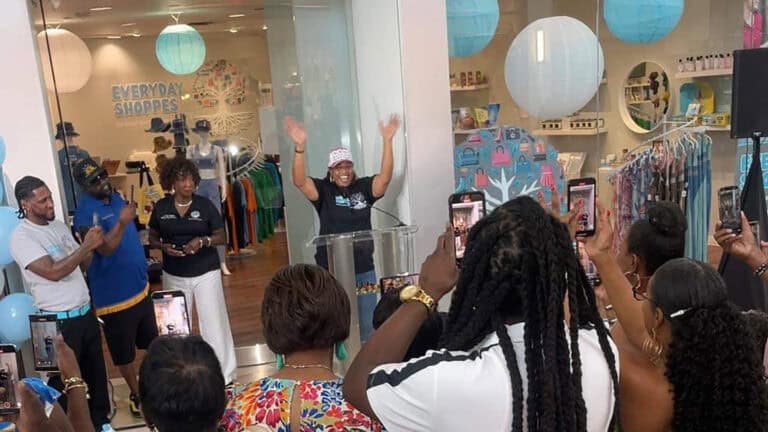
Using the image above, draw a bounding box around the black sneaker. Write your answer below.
[129,393,142,418]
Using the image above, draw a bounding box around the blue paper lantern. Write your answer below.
[0,293,37,346]
[604,0,684,44]
[155,24,206,75]
[447,0,500,58]
[505,17,604,120]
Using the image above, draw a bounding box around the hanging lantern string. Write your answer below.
[171,13,181,24]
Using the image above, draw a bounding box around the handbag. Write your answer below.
[137,165,165,225]
[491,145,512,167]
[475,168,489,188]
[504,127,522,141]
[459,148,480,167]
[516,154,532,174]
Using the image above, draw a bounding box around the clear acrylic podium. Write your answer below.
[309,225,418,365]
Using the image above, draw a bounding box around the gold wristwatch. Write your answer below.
[399,285,436,311]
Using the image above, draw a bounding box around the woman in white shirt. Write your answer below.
[344,196,619,432]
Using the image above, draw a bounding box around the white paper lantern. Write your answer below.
[36,29,92,94]
[504,17,604,119]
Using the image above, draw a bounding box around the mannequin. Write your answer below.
[187,119,231,275]
[55,122,91,214]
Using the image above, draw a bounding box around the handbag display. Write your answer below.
[459,147,480,167]
[491,145,512,166]
[475,168,489,188]
[137,166,165,225]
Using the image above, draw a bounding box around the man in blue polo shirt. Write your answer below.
[73,158,158,418]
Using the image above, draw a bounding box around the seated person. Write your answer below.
[139,336,226,432]
[220,264,381,432]
[372,293,444,361]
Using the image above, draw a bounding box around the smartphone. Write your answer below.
[151,290,191,336]
[379,274,420,296]
[574,242,600,286]
[568,178,597,237]
[449,192,487,263]
[750,221,760,244]
[0,345,21,414]
[719,186,742,233]
[29,315,61,372]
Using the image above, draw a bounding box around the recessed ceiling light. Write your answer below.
[90,6,112,11]
[229,28,238,33]
[106,35,121,39]
[228,14,245,18]
[131,33,141,38]
[120,22,136,27]
[261,24,268,30]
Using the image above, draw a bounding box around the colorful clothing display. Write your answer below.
[220,378,381,432]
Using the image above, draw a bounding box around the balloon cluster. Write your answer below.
[0,136,36,347]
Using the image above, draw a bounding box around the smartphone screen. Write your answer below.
[750,221,760,244]
[574,242,600,286]
[449,192,487,261]
[152,291,191,336]
[0,345,20,414]
[568,178,597,237]
[719,186,742,233]
[379,274,420,296]
[29,315,60,371]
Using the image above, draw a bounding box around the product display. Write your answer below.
[676,53,732,72]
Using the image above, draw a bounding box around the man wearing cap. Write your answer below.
[9,176,112,430]
[284,114,400,342]
[72,158,157,418]
[54,122,90,214]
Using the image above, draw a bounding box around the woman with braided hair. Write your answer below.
[344,196,619,431]
[582,203,768,431]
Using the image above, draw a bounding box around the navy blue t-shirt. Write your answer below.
[74,193,148,315]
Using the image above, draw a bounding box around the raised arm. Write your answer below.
[284,116,319,201]
[579,204,649,350]
[372,114,400,199]
[27,227,103,282]
[714,212,768,284]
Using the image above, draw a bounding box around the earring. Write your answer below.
[335,342,348,361]
[275,353,285,370]
[642,328,664,367]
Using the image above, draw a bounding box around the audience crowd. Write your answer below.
[8,192,768,432]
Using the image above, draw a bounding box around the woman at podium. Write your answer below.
[284,114,400,342]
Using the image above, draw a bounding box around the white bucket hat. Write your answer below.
[328,147,353,168]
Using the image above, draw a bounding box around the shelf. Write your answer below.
[450,84,490,92]
[532,128,608,136]
[454,127,497,135]
[627,100,654,105]
[108,173,127,179]
[675,69,732,79]
[625,83,650,88]
[702,126,731,132]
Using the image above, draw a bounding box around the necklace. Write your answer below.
[174,198,193,207]
[283,363,333,371]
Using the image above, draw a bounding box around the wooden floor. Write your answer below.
[103,232,289,379]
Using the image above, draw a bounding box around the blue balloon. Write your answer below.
[0,293,37,346]
[0,207,21,265]
[446,0,500,58]
[0,168,4,205]
[0,136,5,165]
[604,0,684,44]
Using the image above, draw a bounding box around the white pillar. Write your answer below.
[0,1,64,218]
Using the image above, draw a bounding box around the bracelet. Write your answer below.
[198,238,204,248]
[755,262,768,277]
[206,236,212,247]
[64,377,90,399]
[295,148,305,154]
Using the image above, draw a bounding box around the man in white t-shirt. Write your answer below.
[9,176,112,431]
[344,199,619,432]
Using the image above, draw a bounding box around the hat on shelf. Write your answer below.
[328,147,354,168]
[192,119,211,134]
[153,136,172,153]
[72,157,107,187]
[54,122,79,140]
[145,117,171,133]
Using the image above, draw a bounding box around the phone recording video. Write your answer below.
[719,186,742,233]
[152,290,191,336]
[575,242,600,286]
[750,221,760,244]
[29,315,60,372]
[0,345,20,414]
[380,274,420,296]
[568,178,597,237]
[449,192,487,262]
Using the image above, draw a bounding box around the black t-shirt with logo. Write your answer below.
[148,195,223,278]
[311,176,379,273]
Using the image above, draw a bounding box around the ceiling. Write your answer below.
[31,0,269,39]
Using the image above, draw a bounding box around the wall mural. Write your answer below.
[192,59,257,136]
[454,126,566,213]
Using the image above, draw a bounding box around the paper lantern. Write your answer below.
[155,24,206,75]
[604,0,684,44]
[36,29,92,93]
[504,16,604,120]
[446,0,500,58]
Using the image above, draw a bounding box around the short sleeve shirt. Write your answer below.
[148,195,223,277]
[311,176,379,273]
[74,193,148,315]
[366,323,618,432]
[9,220,90,312]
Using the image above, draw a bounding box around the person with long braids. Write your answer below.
[582,204,768,431]
[344,196,619,431]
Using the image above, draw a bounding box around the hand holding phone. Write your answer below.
[449,192,487,263]
[0,345,21,414]
[568,178,597,237]
[152,290,191,336]
[29,316,61,372]
[719,186,742,233]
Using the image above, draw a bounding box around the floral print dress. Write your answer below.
[219,377,382,432]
